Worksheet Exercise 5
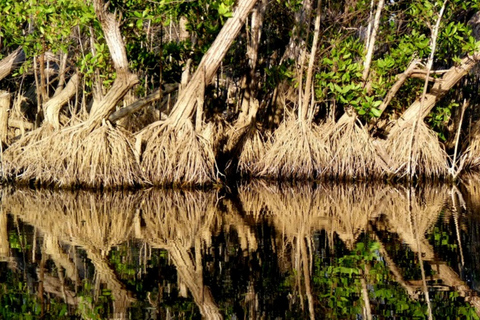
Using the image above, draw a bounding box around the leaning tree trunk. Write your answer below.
[0,91,10,146]
[236,0,268,125]
[43,73,80,129]
[0,47,25,82]
[392,53,480,132]
[168,0,259,126]
[88,0,138,123]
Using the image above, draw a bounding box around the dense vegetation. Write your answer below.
[1,0,480,187]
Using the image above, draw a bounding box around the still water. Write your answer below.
[1,178,480,319]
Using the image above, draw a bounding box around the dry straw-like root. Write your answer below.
[237,181,272,218]
[246,181,388,247]
[2,125,54,179]
[3,189,141,250]
[3,121,146,188]
[460,174,480,213]
[140,188,223,320]
[325,115,384,180]
[255,118,329,179]
[386,120,448,179]
[140,119,217,187]
[380,185,447,248]
[141,189,219,248]
[228,122,269,176]
[461,121,480,171]
[201,120,226,157]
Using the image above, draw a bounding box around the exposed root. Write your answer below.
[4,188,141,250]
[229,123,268,176]
[200,120,226,157]
[141,188,219,246]
[2,125,54,178]
[255,118,329,179]
[3,121,145,188]
[461,121,480,171]
[386,120,448,179]
[325,115,384,180]
[139,119,217,187]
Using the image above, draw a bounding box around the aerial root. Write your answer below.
[255,118,329,179]
[2,121,146,188]
[386,120,448,179]
[139,119,217,187]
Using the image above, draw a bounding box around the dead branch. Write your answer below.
[109,83,178,123]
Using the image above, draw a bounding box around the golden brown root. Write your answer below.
[4,189,141,250]
[461,174,480,211]
[386,120,448,179]
[141,189,219,245]
[255,118,329,179]
[200,121,226,157]
[139,120,217,187]
[461,121,480,171]
[232,123,268,176]
[244,181,387,248]
[3,122,145,188]
[325,116,384,180]
[2,125,54,177]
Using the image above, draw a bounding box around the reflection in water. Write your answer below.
[0,181,480,319]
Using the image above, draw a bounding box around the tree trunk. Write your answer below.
[392,53,480,131]
[109,84,178,123]
[88,0,138,122]
[362,0,385,84]
[44,73,80,129]
[0,208,8,260]
[238,0,268,124]
[0,91,10,146]
[0,48,25,82]
[300,0,322,121]
[168,0,259,127]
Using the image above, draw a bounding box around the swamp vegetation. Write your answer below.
[1,0,480,187]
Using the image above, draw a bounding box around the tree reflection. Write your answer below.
[0,182,479,319]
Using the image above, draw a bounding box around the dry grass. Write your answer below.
[325,115,384,180]
[385,120,448,179]
[3,121,146,188]
[254,118,329,179]
[139,119,217,187]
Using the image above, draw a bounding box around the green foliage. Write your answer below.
[0,0,95,56]
[0,271,71,319]
[313,237,479,319]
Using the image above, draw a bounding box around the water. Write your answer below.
[1,179,480,319]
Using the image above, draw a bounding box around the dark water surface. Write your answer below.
[2,178,480,319]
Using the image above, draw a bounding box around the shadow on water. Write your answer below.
[1,180,480,319]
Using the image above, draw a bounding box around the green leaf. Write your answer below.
[370,107,382,118]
